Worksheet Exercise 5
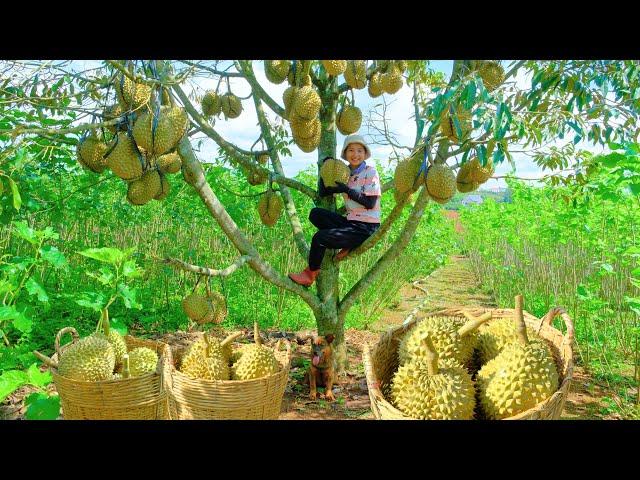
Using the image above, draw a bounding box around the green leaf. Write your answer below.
[25,278,49,303]
[118,283,141,309]
[12,311,33,334]
[8,178,21,211]
[0,305,20,321]
[109,317,128,336]
[25,393,60,420]
[629,183,640,195]
[26,362,51,388]
[600,263,614,274]
[600,152,626,168]
[78,247,126,265]
[40,245,67,269]
[75,292,105,312]
[122,260,142,279]
[12,221,37,245]
[0,370,29,402]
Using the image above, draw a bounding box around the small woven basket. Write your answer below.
[41,327,170,420]
[363,305,574,420]
[163,338,292,420]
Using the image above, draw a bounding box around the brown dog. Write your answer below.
[309,334,335,402]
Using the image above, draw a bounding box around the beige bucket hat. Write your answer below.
[340,134,371,160]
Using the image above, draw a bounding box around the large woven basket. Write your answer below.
[163,338,292,420]
[363,306,574,420]
[43,327,170,420]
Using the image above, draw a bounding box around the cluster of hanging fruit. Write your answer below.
[388,295,559,420]
[76,74,188,206]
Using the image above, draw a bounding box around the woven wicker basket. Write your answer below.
[40,327,170,420]
[363,305,574,420]
[163,337,292,420]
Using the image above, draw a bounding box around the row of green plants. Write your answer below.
[0,146,456,418]
[459,144,640,418]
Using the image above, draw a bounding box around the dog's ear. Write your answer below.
[325,334,335,344]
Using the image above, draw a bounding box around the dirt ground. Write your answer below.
[1,256,615,420]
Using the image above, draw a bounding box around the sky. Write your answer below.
[70,60,610,189]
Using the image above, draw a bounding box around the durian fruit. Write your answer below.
[265,60,290,84]
[456,161,479,193]
[57,336,116,382]
[180,332,242,381]
[77,135,108,173]
[154,174,171,200]
[394,60,409,73]
[128,347,159,377]
[391,336,476,420]
[105,132,144,180]
[425,163,456,204]
[127,170,162,206]
[91,309,127,368]
[477,315,540,365]
[368,72,384,98]
[320,158,350,187]
[257,190,283,227]
[282,86,299,118]
[229,343,254,364]
[201,91,222,117]
[477,61,505,92]
[292,86,321,120]
[290,116,320,141]
[398,313,491,368]
[287,61,310,86]
[231,323,280,380]
[336,105,362,135]
[321,60,347,77]
[244,165,268,186]
[157,152,182,174]
[220,93,243,119]
[343,60,367,89]
[467,157,494,184]
[380,67,404,94]
[182,290,227,325]
[440,107,472,143]
[132,106,188,156]
[114,75,152,111]
[476,295,559,419]
[394,156,422,194]
[103,104,124,134]
[393,188,413,204]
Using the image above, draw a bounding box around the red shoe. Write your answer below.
[288,267,321,287]
[335,248,351,261]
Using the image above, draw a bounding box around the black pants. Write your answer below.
[308,207,379,270]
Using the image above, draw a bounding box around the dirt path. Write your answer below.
[279,255,611,420]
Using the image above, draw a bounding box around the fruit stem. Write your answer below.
[253,322,262,346]
[515,294,529,345]
[420,335,439,375]
[122,354,130,379]
[221,331,243,349]
[458,312,492,337]
[101,308,110,337]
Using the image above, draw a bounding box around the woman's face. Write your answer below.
[345,143,366,169]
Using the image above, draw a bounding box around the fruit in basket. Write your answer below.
[477,316,540,364]
[128,347,159,377]
[391,336,476,420]
[476,295,559,419]
[231,323,280,380]
[180,332,242,380]
[93,329,127,367]
[398,312,491,368]
[58,336,116,382]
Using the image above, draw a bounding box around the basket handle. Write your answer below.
[55,327,80,359]
[541,307,574,346]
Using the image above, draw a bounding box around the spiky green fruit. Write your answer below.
[257,191,283,226]
[343,60,367,89]
[467,157,495,184]
[58,336,116,382]
[321,60,347,76]
[425,164,456,204]
[320,158,350,187]
[157,152,182,174]
[127,347,158,377]
[105,132,144,180]
[127,170,162,206]
[180,334,232,381]
[220,93,243,119]
[77,136,108,174]
[440,107,472,143]
[368,72,384,98]
[476,339,559,419]
[92,330,127,367]
[230,344,280,380]
[292,86,321,121]
[477,318,539,364]
[132,106,188,155]
[380,67,404,94]
[114,75,151,110]
[182,291,227,324]
[477,61,505,92]
[391,356,475,420]
[201,91,222,116]
[265,60,290,84]
[336,105,362,135]
[154,175,171,200]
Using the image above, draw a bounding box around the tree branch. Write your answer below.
[177,135,321,310]
[338,187,432,318]
[161,255,253,276]
[179,60,244,78]
[236,60,286,118]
